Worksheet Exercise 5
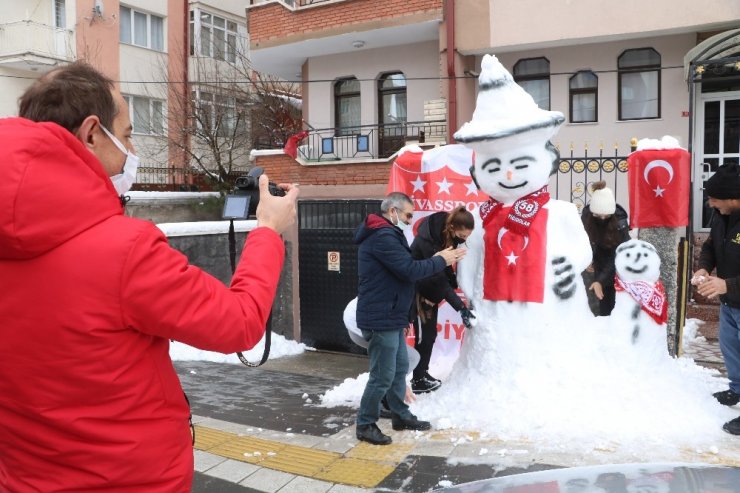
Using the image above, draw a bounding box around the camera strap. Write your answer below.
[228,219,271,367]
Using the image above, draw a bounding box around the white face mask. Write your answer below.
[392,209,412,233]
[100,124,139,195]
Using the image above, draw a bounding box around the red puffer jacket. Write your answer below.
[0,118,284,492]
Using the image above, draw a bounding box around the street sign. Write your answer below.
[327,251,340,271]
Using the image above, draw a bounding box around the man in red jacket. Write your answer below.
[0,62,298,492]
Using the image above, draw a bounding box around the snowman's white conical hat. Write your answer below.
[454,54,565,151]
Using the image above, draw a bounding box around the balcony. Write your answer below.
[289,120,447,162]
[0,21,75,73]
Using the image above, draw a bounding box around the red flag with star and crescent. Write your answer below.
[627,148,690,228]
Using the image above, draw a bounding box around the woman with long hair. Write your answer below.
[581,181,630,316]
[410,206,475,393]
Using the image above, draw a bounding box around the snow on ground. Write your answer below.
[684,318,707,349]
[170,332,309,364]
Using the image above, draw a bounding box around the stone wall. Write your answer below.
[166,232,294,340]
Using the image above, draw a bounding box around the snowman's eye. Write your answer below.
[626,253,631,258]
[514,164,529,170]
[481,158,501,173]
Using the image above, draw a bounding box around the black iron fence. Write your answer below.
[133,166,248,192]
[551,147,630,210]
[299,120,447,161]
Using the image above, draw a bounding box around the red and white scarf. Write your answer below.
[480,186,550,303]
[614,275,668,325]
[480,185,550,234]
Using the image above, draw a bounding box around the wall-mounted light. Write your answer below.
[352,40,365,49]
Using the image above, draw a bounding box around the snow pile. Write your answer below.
[635,135,684,151]
[683,318,707,349]
[170,332,309,364]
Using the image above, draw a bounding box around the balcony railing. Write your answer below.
[0,21,75,67]
[298,120,447,162]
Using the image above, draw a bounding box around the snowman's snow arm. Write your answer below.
[456,212,484,303]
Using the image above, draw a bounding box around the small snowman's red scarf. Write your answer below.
[614,275,668,325]
[480,186,549,302]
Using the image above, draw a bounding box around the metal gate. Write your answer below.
[298,199,381,352]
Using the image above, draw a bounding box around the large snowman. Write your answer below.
[412,55,736,451]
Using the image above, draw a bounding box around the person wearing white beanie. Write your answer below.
[582,181,630,315]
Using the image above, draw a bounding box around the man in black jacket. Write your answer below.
[693,162,740,435]
[354,192,460,445]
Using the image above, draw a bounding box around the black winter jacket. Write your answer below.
[698,209,740,308]
[409,212,466,312]
[581,204,630,288]
[355,213,446,330]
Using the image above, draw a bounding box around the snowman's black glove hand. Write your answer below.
[551,256,577,300]
[459,308,476,330]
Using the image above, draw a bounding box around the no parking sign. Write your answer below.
[327,251,340,272]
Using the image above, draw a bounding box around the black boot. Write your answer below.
[714,389,740,406]
[411,377,441,394]
[356,423,392,445]
[723,415,740,435]
[392,413,431,431]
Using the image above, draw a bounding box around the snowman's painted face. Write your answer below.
[474,142,553,205]
[615,239,661,284]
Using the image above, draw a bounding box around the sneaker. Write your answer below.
[411,377,441,394]
[379,396,392,419]
[723,415,740,435]
[391,413,432,431]
[424,372,441,384]
[356,423,392,445]
[714,389,740,406]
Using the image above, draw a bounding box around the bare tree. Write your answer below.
[140,41,301,194]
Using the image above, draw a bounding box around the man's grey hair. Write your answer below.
[381,192,413,213]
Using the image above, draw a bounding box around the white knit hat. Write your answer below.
[589,181,616,215]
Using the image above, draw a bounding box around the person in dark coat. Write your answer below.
[693,162,740,435]
[581,181,630,316]
[409,206,475,393]
[354,192,461,445]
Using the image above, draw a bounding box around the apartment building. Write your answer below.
[247,0,740,229]
[0,0,251,186]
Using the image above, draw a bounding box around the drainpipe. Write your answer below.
[446,0,456,143]
[183,0,191,188]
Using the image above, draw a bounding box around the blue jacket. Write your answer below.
[355,213,446,331]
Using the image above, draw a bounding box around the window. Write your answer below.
[618,48,660,120]
[378,72,407,125]
[334,78,360,136]
[189,9,240,63]
[514,57,550,110]
[123,95,165,135]
[192,89,248,137]
[569,71,598,123]
[53,0,66,28]
[119,6,165,51]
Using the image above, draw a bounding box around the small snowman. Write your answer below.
[610,239,669,361]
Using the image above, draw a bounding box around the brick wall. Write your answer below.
[248,0,443,45]
[255,153,391,185]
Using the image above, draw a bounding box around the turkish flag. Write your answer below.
[627,148,690,228]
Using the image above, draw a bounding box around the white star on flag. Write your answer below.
[410,175,426,193]
[436,177,453,195]
[465,181,479,196]
[505,251,519,265]
[653,185,665,197]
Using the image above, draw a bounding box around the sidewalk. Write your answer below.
[178,339,739,493]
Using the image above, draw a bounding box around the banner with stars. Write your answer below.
[627,148,690,228]
[387,144,488,362]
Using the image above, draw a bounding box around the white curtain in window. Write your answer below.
[621,71,658,119]
[134,11,148,47]
[339,96,360,131]
[133,97,151,134]
[520,80,550,110]
[152,101,164,135]
[572,94,596,122]
[150,16,164,51]
[120,6,131,44]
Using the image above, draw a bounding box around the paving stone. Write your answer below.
[239,468,296,493]
[277,476,334,493]
[194,450,227,472]
[204,459,260,483]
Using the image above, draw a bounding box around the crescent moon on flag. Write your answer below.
[497,227,529,251]
[643,160,674,185]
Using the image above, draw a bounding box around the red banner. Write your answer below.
[627,148,690,228]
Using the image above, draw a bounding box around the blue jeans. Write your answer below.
[357,328,413,426]
[719,304,740,393]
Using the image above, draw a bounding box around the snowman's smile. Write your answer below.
[499,181,528,189]
[626,265,648,274]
